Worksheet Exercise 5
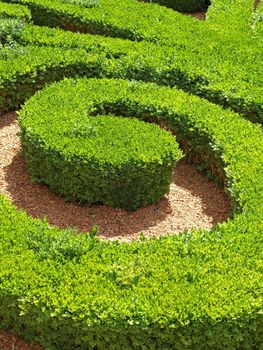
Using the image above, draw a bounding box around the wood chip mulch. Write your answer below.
[0,112,230,242]
[0,330,43,350]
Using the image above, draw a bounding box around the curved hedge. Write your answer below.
[19,105,182,210]
[1,76,263,349]
[1,0,262,122]
[0,0,262,348]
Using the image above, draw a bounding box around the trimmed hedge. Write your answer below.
[0,77,263,349]
[19,107,182,210]
[60,0,99,7]
[0,0,262,123]
[0,0,262,348]
[0,2,31,21]
[0,32,262,124]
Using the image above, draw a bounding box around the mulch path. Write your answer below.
[0,112,230,242]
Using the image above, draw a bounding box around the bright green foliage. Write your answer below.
[19,102,182,210]
[0,0,262,122]
[0,77,263,349]
[59,0,99,7]
[0,0,262,348]
[0,27,262,123]
[0,2,31,21]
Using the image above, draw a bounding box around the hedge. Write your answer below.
[0,2,31,21]
[0,0,262,123]
[60,0,99,8]
[19,106,182,210]
[0,77,263,349]
[0,0,262,348]
[0,29,262,124]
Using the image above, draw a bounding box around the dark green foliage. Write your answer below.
[19,108,182,210]
[148,0,209,12]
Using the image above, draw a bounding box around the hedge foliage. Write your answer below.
[0,2,31,21]
[0,0,262,348]
[1,76,263,349]
[0,21,262,124]
[19,105,182,210]
[0,0,262,123]
[60,0,99,8]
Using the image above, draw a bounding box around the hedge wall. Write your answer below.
[144,0,210,12]
[1,0,262,123]
[19,106,182,210]
[0,0,262,348]
[0,26,262,124]
[0,77,263,349]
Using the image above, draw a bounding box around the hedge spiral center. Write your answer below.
[19,83,182,210]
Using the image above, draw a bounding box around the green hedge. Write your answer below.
[0,0,262,348]
[0,77,263,349]
[19,107,182,210]
[0,2,31,21]
[60,0,99,7]
[0,29,262,124]
[0,0,262,123]
[144,0,209,12]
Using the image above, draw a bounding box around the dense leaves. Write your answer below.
[0,0,262,349]
[19,105,182,210]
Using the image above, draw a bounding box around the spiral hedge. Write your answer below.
[19,94,182,210]
[0,0,262,349]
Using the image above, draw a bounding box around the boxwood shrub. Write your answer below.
[0,77,262,349]
[19,108,182,210]
[0,2,31,21]
[0,38,262,124]
[0,0,262,348]
[0,0,262,122]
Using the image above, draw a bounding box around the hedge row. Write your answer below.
[60,0,99,8]
[0,2,31,21]
[1,0,262,123]
[0,77,263,349]
[0,20,263,124]
[19,104,182,210]
[206,0,255,29]
[2,0,256,48]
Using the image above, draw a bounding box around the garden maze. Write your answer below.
[0,0,262,349]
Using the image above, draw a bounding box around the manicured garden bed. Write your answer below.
[0,0,262,349]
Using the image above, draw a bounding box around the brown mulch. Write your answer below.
[0,330,43,350]
[0,112,230,242]
[186,11,206,20]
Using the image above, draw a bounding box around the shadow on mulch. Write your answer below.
[4,152,229,239]
[4,153,172,237]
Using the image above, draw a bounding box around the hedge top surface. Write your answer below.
[0,77,263,349]
[19,107,181,166]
